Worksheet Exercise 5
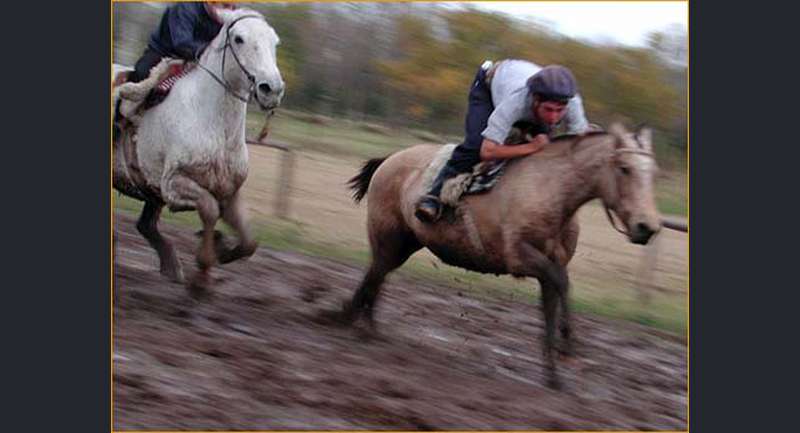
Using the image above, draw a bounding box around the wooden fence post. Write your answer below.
[633,216,688,307]
[274,149,295,219]
[246,139,296,220]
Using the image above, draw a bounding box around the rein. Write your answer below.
[197,14,264,103]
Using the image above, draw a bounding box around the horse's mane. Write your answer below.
[550,130,608,143]
[526,130,612,161]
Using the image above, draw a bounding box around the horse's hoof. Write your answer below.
[355,325,379,342]
[187,274,213,300]
[218,241,258,264]
[546,375,563,390]
[241,240,258,259]
[557,341,575,358]
[187,284,213,301]
[339,301,359,324]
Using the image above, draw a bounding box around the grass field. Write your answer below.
[114,109,688,335]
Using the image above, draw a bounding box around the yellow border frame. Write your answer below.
[110,1,690,432]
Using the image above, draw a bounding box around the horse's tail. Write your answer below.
[348,156,388,204]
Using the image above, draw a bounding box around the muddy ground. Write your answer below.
[113,212,687,430]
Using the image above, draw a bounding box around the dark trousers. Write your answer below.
[428,66,494,197]
[127,47,164,83]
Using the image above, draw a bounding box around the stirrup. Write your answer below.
[415,195,443,223]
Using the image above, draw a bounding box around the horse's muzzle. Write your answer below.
[255,92,282,112]
[255,81,284,111]
[629,222,657,245]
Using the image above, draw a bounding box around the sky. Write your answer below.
[470,1,688,47]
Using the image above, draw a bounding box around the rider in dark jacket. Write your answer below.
[127,2,233,83]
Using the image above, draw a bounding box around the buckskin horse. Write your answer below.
[344,123,661,388]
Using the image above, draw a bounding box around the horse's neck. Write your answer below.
[556,136,616,218]
[180,53,248,146]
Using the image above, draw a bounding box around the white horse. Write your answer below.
[113,8,284,294]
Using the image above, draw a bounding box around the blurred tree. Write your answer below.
[113,2,687,163]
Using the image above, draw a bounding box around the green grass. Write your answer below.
[246,109,444,160]
[115,194,686,336]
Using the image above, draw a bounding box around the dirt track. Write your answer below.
[113,212,687,430]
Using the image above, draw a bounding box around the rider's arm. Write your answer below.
[480,89,548,161]
[168,5,205,60]
[482,88,529,146]
[480,135,548,161]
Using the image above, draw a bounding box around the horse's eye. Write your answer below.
[234,36,244,45]
[618,166,631,176]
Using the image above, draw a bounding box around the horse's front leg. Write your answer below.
[217,190,258,264]
[514,242,569,389]
[539,277,562,389]
[556,220,580,357]
[163,175,220,296]
[136,200,184,283]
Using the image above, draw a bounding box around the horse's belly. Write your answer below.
[425,238,509,275]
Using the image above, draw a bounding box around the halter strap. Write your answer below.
[604,203,630,236]
[198,14,264,103]
[569,132,656,236]
[607,145,655,236]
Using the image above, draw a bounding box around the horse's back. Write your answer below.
[368,144,442,205]
[365,143,582,275]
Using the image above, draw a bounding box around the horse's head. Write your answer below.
[213,8,285,110]
[598,123,662,245]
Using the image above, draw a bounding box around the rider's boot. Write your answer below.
[415,165,459,223]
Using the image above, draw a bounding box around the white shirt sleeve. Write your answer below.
[482,88,530,144]
[563,93,590,134]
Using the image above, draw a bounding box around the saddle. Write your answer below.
[112,58,194,202]
[420,122,539,207]
[112,58,195,126]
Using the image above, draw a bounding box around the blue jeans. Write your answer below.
[427,66,494,198]
[452,66,495,171]
[128,47,163,83]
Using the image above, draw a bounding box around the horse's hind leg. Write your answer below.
[136,200,184,282]
[217,190,257,264]
[345,230,422,327]
[163,175,220,295]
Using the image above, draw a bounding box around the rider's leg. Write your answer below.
[415,63,495,223]
[127,48,164,83]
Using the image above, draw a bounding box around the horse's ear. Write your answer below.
[214,7,238,24]
[635,126,653,151]
[608,122,628,148]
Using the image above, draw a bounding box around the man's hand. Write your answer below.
[525,133,550,153]
[480,134,550,162]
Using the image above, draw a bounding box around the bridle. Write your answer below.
[196,14,265,103]
[603,137,656,236]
